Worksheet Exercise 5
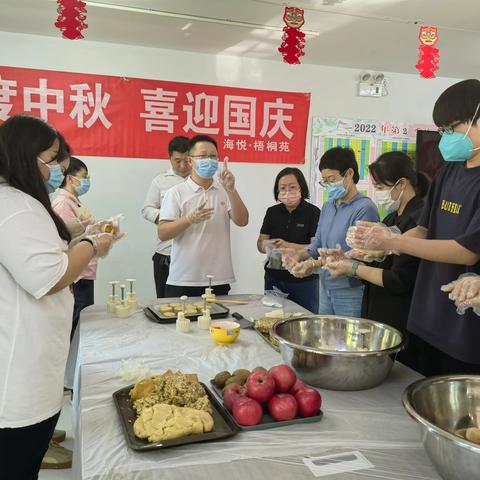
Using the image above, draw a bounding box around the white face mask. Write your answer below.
[374,182,404,213]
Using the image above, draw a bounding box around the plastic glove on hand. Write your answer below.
[186,201,215,224]
[324,259,354,278]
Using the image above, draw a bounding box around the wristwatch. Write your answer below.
[351,261,360,277]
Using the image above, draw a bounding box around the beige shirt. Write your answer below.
[141,168,187,255]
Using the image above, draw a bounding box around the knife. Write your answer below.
[232,312,255,329]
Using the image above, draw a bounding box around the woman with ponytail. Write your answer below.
[326,151,429,346]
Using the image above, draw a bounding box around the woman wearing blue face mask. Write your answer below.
[284,146,379,317]
[348,79,480,376]
[0,115,115,478]
[324,152,429,353]
[52,157,96,340]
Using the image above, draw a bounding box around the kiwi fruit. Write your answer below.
[252,366,267,373]
[225,374,246,386]
[233,369,251,377]
[212,371,231,388]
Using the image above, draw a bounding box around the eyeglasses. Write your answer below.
[69,174,90,181]
[318,170,346,188]
[438,122,462,135]
[278,186,300,193]
[190,155,219,161]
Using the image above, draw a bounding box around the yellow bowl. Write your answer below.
[209,321,240,345]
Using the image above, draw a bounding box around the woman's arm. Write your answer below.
[47,241,95,294]
[257,233,270,253]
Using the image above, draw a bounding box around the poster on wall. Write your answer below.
[310,117,436,208]
[0,65,311,163]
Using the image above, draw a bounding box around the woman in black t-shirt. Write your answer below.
[257,168,320,313]
[325,152,429,347]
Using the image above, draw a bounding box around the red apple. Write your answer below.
[223,384,247,412]
[269,364,297,393]
[232,397,263,426]
[295,388,322,417]
[290,379,306,396]
[268,393,298,421]
[246,371,276,403]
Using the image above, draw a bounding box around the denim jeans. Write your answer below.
[264,272,319,313]
[319,277,364,317]
[72,279,94,341]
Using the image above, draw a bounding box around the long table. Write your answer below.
[72,295,440,480]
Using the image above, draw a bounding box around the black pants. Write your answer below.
[72,278,94,341]
[403,332,480,376]
[153,253,171,298]
[165,283,231,297]
[0,411,60,480]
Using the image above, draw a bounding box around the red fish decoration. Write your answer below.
[55,0,88,40]
[415,26,439,79]
[278,6,306,65]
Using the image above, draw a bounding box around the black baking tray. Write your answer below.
[144,302,229,324]
[209,381,323,431]
[113,382,240,451]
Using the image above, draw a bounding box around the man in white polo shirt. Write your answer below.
[141,136,190,298]
[158,135,249,297]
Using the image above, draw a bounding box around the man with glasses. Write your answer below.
[142,136,190,298]
[158,135,249,297]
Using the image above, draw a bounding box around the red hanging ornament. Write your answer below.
[415,26,439,79]
[278,6,306,65]
[55,0,88,40]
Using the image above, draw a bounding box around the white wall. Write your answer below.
[0,31,462,302]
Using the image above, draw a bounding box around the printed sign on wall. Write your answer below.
[0,66,311,163]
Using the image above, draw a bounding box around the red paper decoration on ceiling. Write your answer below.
[54,0,88,40]
[415,26,440,79]
[278,6,306,65]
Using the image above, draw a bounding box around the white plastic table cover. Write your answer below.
[72,295,440,480]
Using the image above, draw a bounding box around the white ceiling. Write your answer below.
[0,0,479,78]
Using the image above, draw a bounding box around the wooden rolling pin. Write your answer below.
[206,298,249,305]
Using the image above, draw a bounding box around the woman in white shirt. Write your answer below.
[0,115,114,479]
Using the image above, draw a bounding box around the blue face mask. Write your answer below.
[439,102,480,162]
[195,158,219,179]
[39,159,65,193]
[439,132,475,162]
[325,179,348,201]
[73,177,91,196]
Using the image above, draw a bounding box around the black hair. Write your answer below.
[57,131,72,161]
[60,156,88,188]
[319,146,360,183]
[188,135,218,153]
[273,167,309,200]
[433,79,480,128]
[168,136,189,157]
[369,151,430,198]
[0,115,71,242]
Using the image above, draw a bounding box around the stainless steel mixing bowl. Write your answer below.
[270,315,405,390]
[402,375,480,480]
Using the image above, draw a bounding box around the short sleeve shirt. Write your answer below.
[0,181,73,427]
[260,200,320,281]
[408,163,480,364]
[160,177,234,286]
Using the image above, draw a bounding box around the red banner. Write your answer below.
[0,66,310,163]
